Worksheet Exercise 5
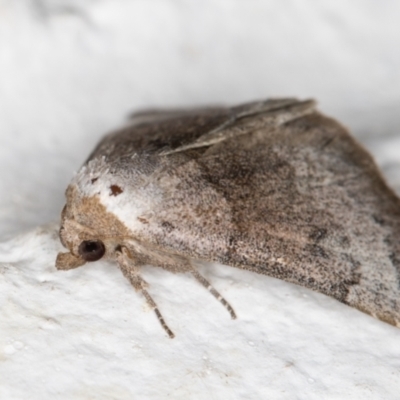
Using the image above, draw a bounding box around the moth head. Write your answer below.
[55,187,131,270]
[56,206,108,269]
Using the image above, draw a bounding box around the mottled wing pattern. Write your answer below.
[91,99,400,326]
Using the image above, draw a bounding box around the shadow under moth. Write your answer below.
[56,98,400,337]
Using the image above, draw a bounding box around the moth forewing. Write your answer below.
[56,98,400,336]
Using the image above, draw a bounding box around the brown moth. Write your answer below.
[56,98,400,337]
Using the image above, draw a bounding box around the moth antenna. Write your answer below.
[191,270,237,320]
[141,288,175,339]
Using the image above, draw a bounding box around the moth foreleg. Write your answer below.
[116,248,175,338]
[191,269,237,320]
[140,285,175,339]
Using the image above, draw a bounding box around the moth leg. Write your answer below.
[191,269,237,320]
[116,248,175,338]
[140,283,175,339]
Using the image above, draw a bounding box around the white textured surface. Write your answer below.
[1,1,400,399]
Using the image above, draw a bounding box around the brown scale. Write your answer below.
[56,98,400,337]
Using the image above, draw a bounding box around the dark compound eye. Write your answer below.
[78,240,106,262]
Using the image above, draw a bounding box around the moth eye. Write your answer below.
[78,240,106,262]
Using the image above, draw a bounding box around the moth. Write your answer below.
[56,98,400,337]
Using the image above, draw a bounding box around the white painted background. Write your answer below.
[1,1,400,399]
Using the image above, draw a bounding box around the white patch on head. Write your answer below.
[71,156,162,233]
